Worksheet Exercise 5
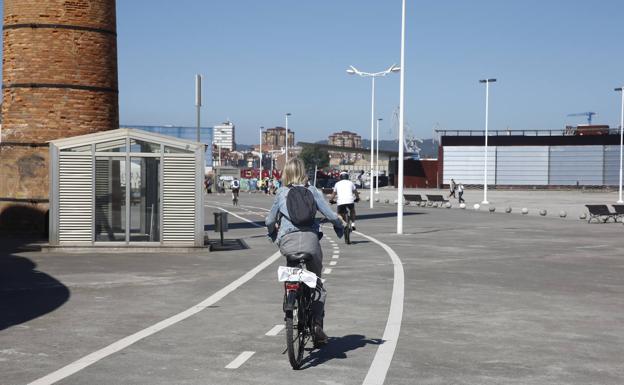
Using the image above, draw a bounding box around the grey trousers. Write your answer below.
[279,231,326,324]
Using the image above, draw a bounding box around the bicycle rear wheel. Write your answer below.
[285,293,306,369]
[344,218,351,244]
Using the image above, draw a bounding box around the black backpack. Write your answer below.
[283,186,317,227]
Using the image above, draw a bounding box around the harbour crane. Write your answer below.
[567,112,597,125]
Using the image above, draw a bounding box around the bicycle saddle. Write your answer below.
[285,252,313,264]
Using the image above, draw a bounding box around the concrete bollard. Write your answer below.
[579,213,587,220]
[427,201,433,207]
[385,199,390,204]
[559,210,567,218]
[489,206,496,213]
[521,208,529,215]
[394,199,398,205]
[375,198,380,203]
[460,203,466,209]
[505,207,512,213]
[365,197,370,202]
[473,203,480,210]
[539,209,547,216]
[445,202,452,208]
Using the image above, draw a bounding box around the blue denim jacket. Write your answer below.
[266,185,343,244]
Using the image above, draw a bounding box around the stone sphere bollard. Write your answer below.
[505,207,512,213]
[539,209,547,216]
[459,203,466,209]
[521,208,529,215]
[394,199,398,205]
[559,210,567,218]
[427,201,433,207]
[385,199,390,204]
[473,203,480,210]
[489,206,496,213]
[365,197,370,202]
[445,202,452,209]
[579,213,587,220]
[375,198,380,203]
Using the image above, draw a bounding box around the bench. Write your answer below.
[426,194,449,203]
[585,205,618,223]
[404,194,425,203]
[612,205,624,222]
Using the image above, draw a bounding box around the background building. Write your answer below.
[439,126,622,187]
[122,125,213,168]
[0,0,119,235]
[262,127,294,151]
[213,121,235,151]
[328,131,363,165]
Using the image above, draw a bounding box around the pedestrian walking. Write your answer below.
[448,178,457,198]
[457,182,465,203]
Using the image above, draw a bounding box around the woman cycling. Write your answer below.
[266,158,344,345]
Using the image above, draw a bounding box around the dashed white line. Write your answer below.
[332,255,339,259]
[27,248,281,385]
[265,324,285,336]
[323,268,332,274]
[329,261,337,266]
[225,351,255,369]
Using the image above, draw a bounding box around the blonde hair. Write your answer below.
[282,158,308,186]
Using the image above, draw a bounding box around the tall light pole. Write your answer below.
[347,64,400,209]
[195,74,202,144]
[397,0,406,234]
[479,78,497,205]
[285,113,291,166]
[616,87,624,203]
[376,118,382,194]
[259,126,264,182]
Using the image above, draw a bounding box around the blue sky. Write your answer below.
[3,1,623,143]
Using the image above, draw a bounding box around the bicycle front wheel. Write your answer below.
[285,295,306,369]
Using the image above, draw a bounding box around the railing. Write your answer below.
[435,128,622,137]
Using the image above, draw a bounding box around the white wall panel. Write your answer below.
[604,145,621,186]
[443,146,495,185]
[59,153,93,242]
[496,146,549,185]
[162,156,196,244]
[549,146,603,185]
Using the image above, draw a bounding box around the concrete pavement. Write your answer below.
[1,191,623,384]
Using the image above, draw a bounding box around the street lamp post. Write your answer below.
[195,74,202,144]
[347,64,400,209]
[285,113,291,166]
[479,78,497,205]
[616,87,624,204]
[376,118,382,194]
[396,0,407,234]
[259,126,264,182]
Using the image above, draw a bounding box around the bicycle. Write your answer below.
[331,200,353,245]
[232,189,239,206]
[279,252,320,370]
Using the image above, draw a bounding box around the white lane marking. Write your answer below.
[27,250,282,385]
[225,351,255,369]
[206,205,264,228]
[329,261,337,266]
[332,246,339,249]
[265,324,285,336]
[356,230,405,385]
[332,255,339,259]
[323,268,332,274]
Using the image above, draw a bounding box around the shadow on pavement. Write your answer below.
[0,242,70,331]
[300,334,384,369]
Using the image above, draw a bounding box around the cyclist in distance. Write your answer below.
[329,171,360,230]
[231,177,240,200]
[266,158,344,345]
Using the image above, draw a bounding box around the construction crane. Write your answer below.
[391,106,422,157]
[567,112,597,125]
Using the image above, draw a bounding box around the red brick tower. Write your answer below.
[0,0,119,235]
